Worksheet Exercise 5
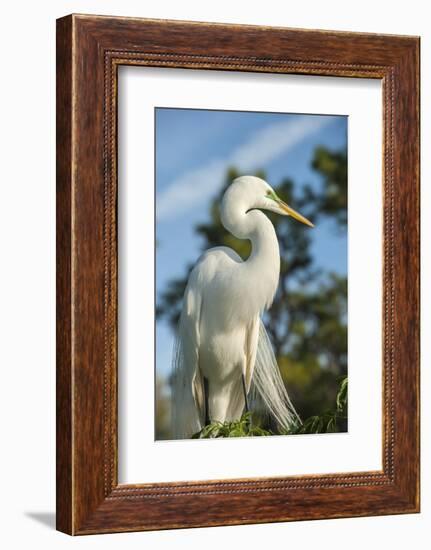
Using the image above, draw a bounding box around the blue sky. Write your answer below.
[155,108,347,377]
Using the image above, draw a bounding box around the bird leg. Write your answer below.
[241,374,252,427]
[203,377,210,426]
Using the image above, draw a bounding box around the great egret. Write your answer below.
[171,175,314,438]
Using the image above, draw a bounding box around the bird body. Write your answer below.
[188,247,260,424]
[172,176,313,438]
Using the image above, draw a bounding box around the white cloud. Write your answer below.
[157,115,332,220]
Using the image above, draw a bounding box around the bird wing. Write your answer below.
[250,319,302,432]
[171,264,205,439]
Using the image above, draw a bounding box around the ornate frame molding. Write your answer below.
[57,15,419,534]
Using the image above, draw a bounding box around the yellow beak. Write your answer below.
[279,200,314,227]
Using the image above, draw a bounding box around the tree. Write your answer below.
[156,146,348,435]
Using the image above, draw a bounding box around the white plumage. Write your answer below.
[171,175,313,438]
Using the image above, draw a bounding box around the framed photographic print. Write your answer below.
[56,14,420,534]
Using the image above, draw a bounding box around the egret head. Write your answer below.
[229,175,314,228]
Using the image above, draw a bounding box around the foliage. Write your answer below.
[192,377,348,438]
[156,145,348,437]
[155,376,171,440]
[191,412,272,438]
[307,146,348,228]
[285,376,348,434]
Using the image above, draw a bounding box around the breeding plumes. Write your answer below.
[171,175,314,438]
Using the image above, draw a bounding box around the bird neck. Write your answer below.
[221,196,280,310]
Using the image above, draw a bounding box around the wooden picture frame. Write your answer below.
[56,14,420,535]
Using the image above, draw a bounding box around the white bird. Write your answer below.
[171,175,314,438]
